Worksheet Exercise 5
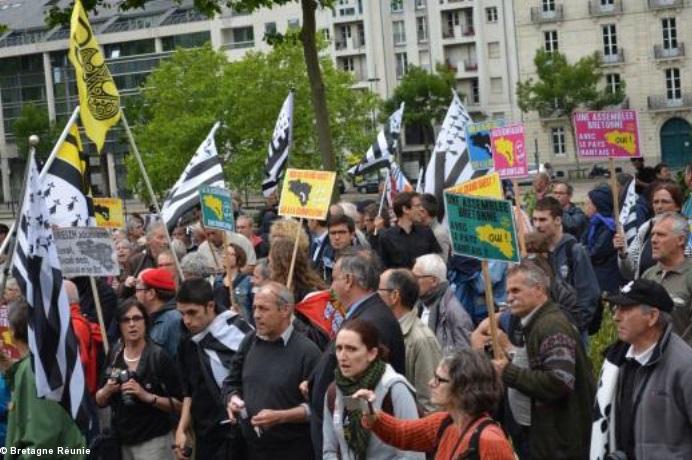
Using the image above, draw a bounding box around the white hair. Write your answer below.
[337,201,360,221]
[414,253,447,281]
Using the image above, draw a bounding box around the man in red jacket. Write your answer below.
[64,280,102,395]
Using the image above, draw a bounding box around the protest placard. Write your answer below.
[445,172,503,199]
[573,110,641,158]
[444,192,520,263]
[278,169,336,220]
[491,123,528,179]
[466,120,505,170]
[54,227,119,277]
[199,185,235,232]
[93,197,124,229]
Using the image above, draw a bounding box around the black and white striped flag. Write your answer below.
[262,91,294,198]
[348,102,405,176]
[423,92,484,218]
[12,157,93,433]
[161,122,225,230]
[619,178,639,245]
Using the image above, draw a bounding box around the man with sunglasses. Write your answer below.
[592,279,692,459]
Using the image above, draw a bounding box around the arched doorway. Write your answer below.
[660,117,692,168]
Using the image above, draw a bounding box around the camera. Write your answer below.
[110,368,137,406]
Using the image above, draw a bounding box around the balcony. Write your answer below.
[442,24,475,40]
[654,43,685,60]
[334,38,366,52]
[648,94,692,111]
[222,40,255,50]
[598,48,625,65]
[464,60,478,71]
[588,0,623,16]
[530,5,564,24]
[647,0,684,10]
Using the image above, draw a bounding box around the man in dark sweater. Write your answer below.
[223,282,320,460]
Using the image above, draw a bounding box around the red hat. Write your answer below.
[140,268,176,291]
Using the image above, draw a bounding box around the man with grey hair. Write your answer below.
[120,222,169,297]
[641,211,692,344]
[592,279,692,459]
[412,253,473,351]
[223,281,320,460]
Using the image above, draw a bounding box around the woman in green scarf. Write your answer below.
[323,318,424,460]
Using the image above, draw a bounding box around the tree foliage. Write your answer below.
[125,39,376,199]
[12,103,61,161]
[516,50,626,118]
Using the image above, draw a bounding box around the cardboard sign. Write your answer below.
[199,186,235,232]
[93,197,124,229]
[573,110,641,158]
[466,120,505,170]
[445,172,503,199]
[491,123,528,179]
[278,169,336,220]
[54,227,119,277]
[444,192,520,263]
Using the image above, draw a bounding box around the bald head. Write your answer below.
[63,280,80,304]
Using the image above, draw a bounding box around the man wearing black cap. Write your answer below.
[591,279,692,460]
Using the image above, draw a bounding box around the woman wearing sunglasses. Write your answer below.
[95,300,183,460]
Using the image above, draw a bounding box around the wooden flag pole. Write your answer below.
[374,169,390,237]
[89,277,110,355]
[481,260,502,360]
[287,219,303,290]
[120,111,184,282]
[609,158,622,232]
[37,106,81,183]
[512,179,527,258]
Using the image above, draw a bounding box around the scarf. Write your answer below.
[587,213,616,249]
[334,359,386,460]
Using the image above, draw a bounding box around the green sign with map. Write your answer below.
[443,192,519,263]
[199,185,235,232]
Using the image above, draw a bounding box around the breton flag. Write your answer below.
[161,123,224,230]
[348,102,405,176]
[43,121,95,227]
[262,91,294,198]
[423,92,483,218]
[386,161,413,206]
[68,0,120,152]
[619,177,639,245]
[12,157,93,433]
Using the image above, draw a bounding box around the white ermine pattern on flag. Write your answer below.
[619,178,638,245]
[348,103,405,176]
[262,92,294,198]
[191,310,252,389]
[161,123,224,230]
[12,158,92,432]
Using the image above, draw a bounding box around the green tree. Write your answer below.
[126,39,376,199]
[12,103,61,161]
[47,0,341,177]
[516,50,626,164]
[382,65,456,164]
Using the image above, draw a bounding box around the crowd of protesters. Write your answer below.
[0,158,691,459]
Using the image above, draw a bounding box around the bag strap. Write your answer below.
[459,418,501,460]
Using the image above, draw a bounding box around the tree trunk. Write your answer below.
[300,0,336,175]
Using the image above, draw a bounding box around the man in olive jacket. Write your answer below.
[493,261,594,459]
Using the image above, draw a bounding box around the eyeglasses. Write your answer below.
[119,315,145,324]
[432,373,451,386]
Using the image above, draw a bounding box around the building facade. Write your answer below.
[514,0,692,177]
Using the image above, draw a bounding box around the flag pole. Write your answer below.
[609,158,622,233]
[89,277,110,354]
[512,179,527,258]
[38,106,81,182]
[481,260,502,360]
[374,169,389,237]
[120,110,184,281]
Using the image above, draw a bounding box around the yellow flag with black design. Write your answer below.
[68,0,120,152]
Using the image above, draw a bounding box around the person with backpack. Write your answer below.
[352,348,515,460]
[323,318,424,460]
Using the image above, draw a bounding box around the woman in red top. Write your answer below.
[354,349,516,460]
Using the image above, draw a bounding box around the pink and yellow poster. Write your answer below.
[573,110,641,158]
[491,123,528,179]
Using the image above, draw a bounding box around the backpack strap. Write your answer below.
[459,418,502,460]
[435,415,454,445]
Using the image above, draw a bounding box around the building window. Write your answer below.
[666,68,681,100]
[356,23,365,47]
[486,7,498,23]
[471,78,480,103]
[605,73,621,94]
[396,52,408,78]
[391,0,403,13]
[416,17,428,43]
[415,0,426,9]
[488,41,501,59]
[231,26,254,48]
[551,127,566,155]
[544,30,558,52]
[662,17,677,50]
[490,77,503,94]
[601,0,614,5]
[340,57,355,72]
[287,18,300,29]
[542,0,555,12]
[264,22,277,35]
[393,20,406,45]
[320,28,330,40]
[602,24,617,56]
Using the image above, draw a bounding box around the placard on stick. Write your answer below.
[444,192,520,263]
[54,227,119,277]
[200,185,235,232]
[93,197,124,229]
[446,172,503,199]
[466,120,505,171]
[278,169,336,220]
[573,110,641,158]
[491,123,528,179]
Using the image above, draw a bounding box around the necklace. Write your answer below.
[123,350,142,362]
